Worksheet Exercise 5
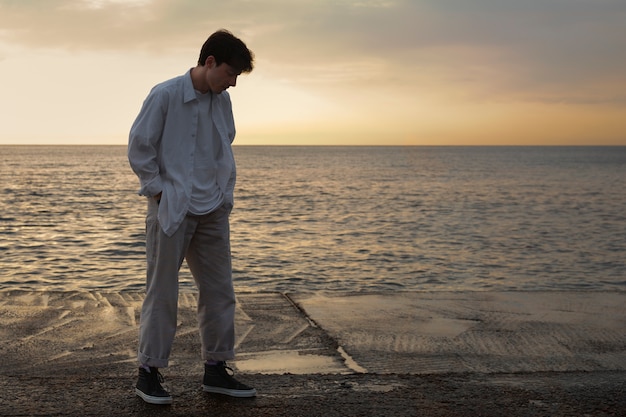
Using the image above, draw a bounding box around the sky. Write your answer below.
[0,0,625,146]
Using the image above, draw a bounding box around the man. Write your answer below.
[128,30,255,405]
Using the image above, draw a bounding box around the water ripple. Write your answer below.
[1,145,625,293]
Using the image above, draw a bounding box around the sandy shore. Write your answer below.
[1,290,625,416]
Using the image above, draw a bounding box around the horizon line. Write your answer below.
[1,143,625,148]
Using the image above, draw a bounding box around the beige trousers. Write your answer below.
[137,199,236,368]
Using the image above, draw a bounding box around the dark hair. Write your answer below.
[198,30,254,73]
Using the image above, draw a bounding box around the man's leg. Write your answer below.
[186,205,256,397]
[136,201,200,404]
[138,199,195,367]
[185,205,236,361]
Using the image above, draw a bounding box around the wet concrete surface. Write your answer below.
[0,290,625,416]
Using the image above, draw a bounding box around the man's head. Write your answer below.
[194,30,254,94]
[198,30,254,74]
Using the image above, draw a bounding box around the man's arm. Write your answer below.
[128,90,166,198]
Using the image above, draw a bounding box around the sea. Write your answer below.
[1,145,625,293]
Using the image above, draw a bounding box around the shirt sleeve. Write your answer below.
[127,88,167,197]
[223,93,237,208]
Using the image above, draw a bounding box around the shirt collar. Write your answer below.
[182,69,197,103]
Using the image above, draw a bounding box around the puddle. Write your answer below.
[235,350,348,374]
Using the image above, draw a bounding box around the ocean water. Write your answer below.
[1,145,625,293]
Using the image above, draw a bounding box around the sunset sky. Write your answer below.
[1,0,625,146]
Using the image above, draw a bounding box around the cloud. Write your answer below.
[409,0,626,102]
[0,0,624,146]
[2,0,624,87]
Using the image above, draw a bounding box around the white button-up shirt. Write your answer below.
[128,69,236,236]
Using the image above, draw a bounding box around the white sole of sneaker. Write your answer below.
[135,388,173,405]
[202,384,257,398]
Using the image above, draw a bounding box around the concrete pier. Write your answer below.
[1,290,624,416]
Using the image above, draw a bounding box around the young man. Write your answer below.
[128,30,255,405]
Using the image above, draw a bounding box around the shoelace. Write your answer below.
[156,371,165,384]
[210,362,234,376]
[145,368,165,385]
[222,364,235,377]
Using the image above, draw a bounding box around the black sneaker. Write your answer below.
[202,362,257,397]
[135,367,173,405]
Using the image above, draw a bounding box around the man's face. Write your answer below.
[207,60,240,94]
